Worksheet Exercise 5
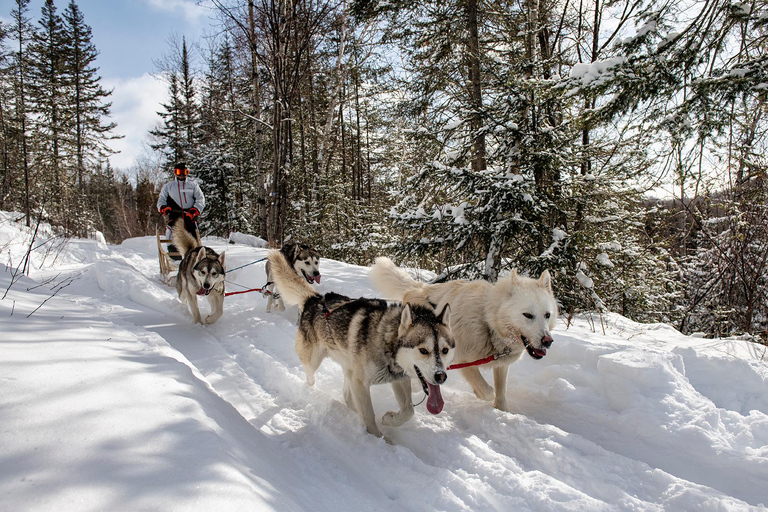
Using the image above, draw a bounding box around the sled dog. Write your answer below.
[264,241,321,312]
[369,257,557,411]
[267,250,455,438]
[172,221,226,325]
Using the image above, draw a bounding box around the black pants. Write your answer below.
[165,197,198,239]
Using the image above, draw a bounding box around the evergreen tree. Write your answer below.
[8,0,35,226]
[194,36,241,236]
[28,0,68,224]
[151,36,198,169]
[0,20,14,208]
[62,0,118,192]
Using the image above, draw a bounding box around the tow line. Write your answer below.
[225,287,271,297]
[447,348,512,370]
[226,256,268,273]
[222,257,270,297]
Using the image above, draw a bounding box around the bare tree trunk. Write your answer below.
[465,0,486,174]
[249,0,268,237]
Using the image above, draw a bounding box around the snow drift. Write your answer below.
[1,211,766,511]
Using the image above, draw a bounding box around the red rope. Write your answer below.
[447,354,496,370]
[224,288,271,297]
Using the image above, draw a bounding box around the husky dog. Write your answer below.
[172,221,226,325]
[369,257,557,412]
[264,241,321,312]
[267,250,455,438]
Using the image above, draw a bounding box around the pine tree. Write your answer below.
[62,0,118,192]
[194,36,240,237]
[28,0,68,224]
[151,36,198,169]
[8,0,35,226]
[0,20,14,208]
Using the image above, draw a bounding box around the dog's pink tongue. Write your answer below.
[426,383,444,414]
[314,275,321,284]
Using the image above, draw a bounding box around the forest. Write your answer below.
[0,0,766,341]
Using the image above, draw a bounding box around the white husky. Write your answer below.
[369,257,557,411]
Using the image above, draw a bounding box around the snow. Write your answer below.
[575,269,595,289]
[2,212,768,511]
[596,253,615,268]
[541,228,568,259]
[569,57,627,87]
[228,232,267,248]
[444,119,463,130]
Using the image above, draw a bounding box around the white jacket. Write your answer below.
[157,178,205,213]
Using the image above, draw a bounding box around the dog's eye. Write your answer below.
[545,312,551,319]
[523,313,534,319]
[442,347,449,355]
[419,348,429,355]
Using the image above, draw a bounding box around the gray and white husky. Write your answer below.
[264,241,321,312]
[267,250,455,438]
[370,257,557,412]
[172,221,226,325]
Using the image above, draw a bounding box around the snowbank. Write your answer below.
[1,212,766,511]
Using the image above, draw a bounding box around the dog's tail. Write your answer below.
[171,220,199,257]
[369,256,423,300]
[267,250,319,307]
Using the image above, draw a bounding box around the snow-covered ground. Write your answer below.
[1,211,767,511]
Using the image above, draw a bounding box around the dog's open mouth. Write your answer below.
[414,366,444,414]
[196,287,211,296]
[301,269,321,284]
[522,335,546,359]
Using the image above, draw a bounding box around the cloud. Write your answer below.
[103,73,167,170]
[141,0,211,24]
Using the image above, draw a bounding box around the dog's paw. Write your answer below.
[381,409,413,427]
[493,398,509,412]
[474,385,495,402]
[381,411,399,427]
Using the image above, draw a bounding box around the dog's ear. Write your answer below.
[538,270,552,290]
[509,269,519,282]
[399,304,413,334]
[437,303,451,327]
[218,251,225,268]
[196,247,206,263]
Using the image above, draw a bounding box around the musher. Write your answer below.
[157,162,205,256]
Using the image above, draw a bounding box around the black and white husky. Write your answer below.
[264,241,321,312]
[172,221,226,325]
[267,250,455,438]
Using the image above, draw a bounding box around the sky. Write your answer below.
[1,210,767,510]
[0,0,217,170]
